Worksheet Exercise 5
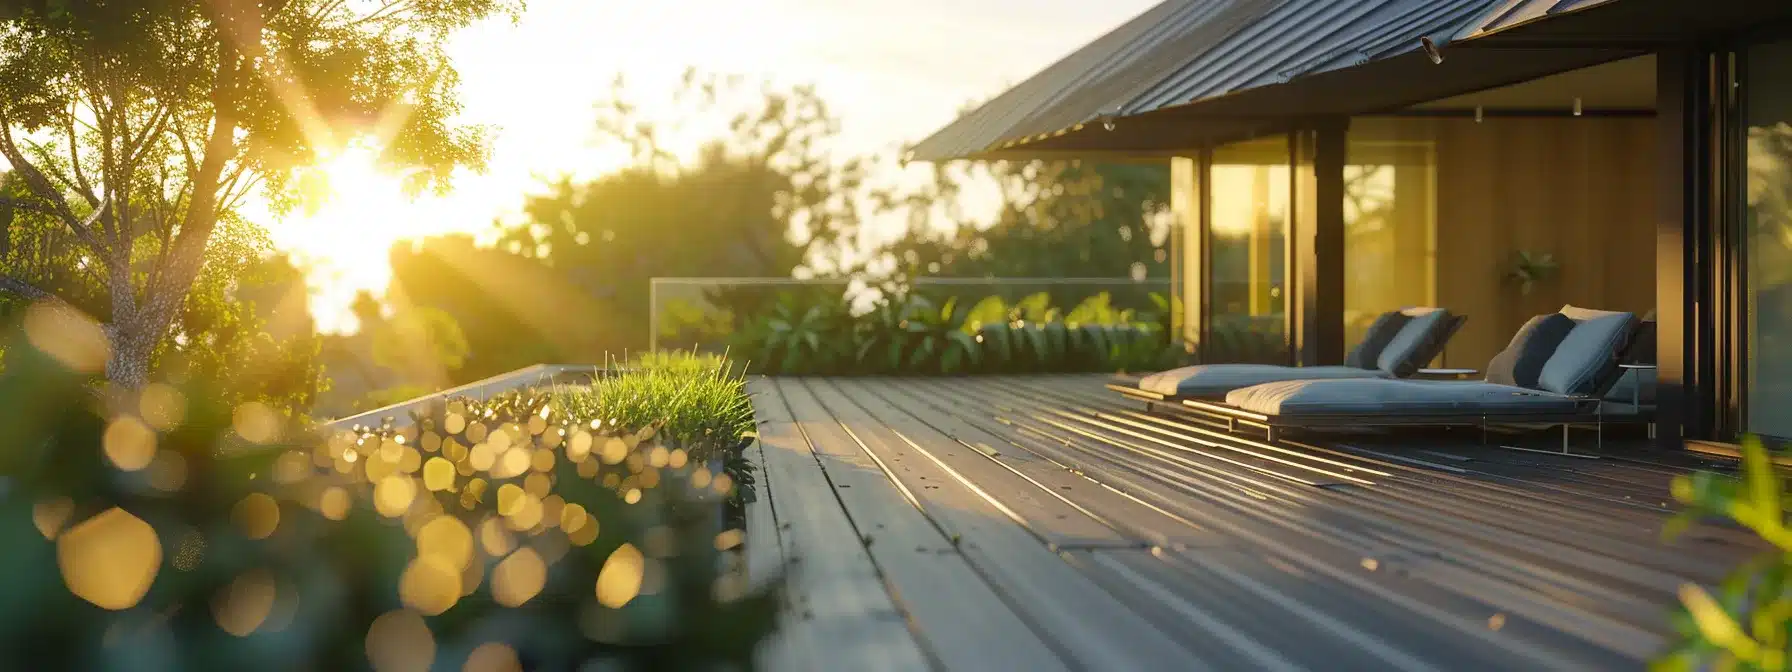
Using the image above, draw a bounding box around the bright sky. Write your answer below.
[264,0,1158,332]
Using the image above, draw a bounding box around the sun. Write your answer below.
[267,139,421,333]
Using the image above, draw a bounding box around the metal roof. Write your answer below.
[912,0,1507,161]
[1454,0,1623,40]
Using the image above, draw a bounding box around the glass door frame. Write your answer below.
[1728,34,1792,443]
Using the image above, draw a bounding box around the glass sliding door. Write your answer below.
[1745,40,1792,440]
[1170,156,1200,354]
[1208,136,1291,364]
[1342,123,1437,354]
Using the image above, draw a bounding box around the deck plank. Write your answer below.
[909,376,1686,667]
[742,378,782,590]
[827,378,1134,548]
[816,378,1206,670]
[745,374,1763,670]
[744,379,929,671]
[774,378,1068,671]
[872,377,1232,550]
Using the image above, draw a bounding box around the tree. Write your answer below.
[3,173,328,411]
[0,0,516,388]
[870,154,1172,313]
[396,72,866,367]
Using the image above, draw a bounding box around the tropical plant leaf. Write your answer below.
[964,296,1008,332]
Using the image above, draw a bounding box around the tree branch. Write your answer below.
[0,112,113,264]
[124,103,172,168]
[64,102,101,208]
[143,27,245,336]
[349,0,413,26]
[0,273,54,302]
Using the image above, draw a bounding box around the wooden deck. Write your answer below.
[743,375,1759,671]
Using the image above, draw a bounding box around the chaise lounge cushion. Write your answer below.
[1225,378,1583,417]
[1138,364,1386,398]
[1344,311,1413,369]
[1375,308,1455,377]
[1536,306,1637,396]
[1485,313,1577,388]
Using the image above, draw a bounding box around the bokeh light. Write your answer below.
[22,302,109,373]
[399,556,462,615]
[138,384,188,431]
[233,493,281,540]
[213,568,278,636]
[596,542,644,608]
[365,610,435,672]
[463,642,523,672]
[233,402,282,444]
[491,547,546,607]
[103,416,157,471]
[58,508,162,610]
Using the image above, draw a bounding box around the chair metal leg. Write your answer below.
[1495,422,1600,459]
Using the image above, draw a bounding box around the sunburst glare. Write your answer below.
[268,139,427,333]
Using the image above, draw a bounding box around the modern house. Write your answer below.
[915,0,1792,452]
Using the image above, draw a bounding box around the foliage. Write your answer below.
[553,352,758,507]
[1,205,329,414]
[1202,314,1290,366]
[411,72,869,375]
[871,154,1172,285]
[730,289,1180,376]
[0,306,779,670]
[1657,436,1792,671]
[0,0,515,387]
[1504,250,1560,296]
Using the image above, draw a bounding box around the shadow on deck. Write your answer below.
[743,374,1758,671]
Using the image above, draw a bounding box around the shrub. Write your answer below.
[1657,436,1792,671]
[0,316,779,670]
[730,290,1182,375]
[557,353,759,516]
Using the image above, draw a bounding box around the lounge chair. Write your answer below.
[1108,307,1466,402]
[1180,306,1653,455]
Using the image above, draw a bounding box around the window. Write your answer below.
[1207,136,1290,364]
[1745,40,1792,439]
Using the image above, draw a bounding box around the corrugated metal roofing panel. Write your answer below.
[1454,0,1623,40]
[1126,0,1494,115]
[911,0,1509,160]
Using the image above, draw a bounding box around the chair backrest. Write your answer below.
[1534,306,1640,397]
[1374,308,1458,377]
[1410,314,1468,371]
[1344,310,1411,370]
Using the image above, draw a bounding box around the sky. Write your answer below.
[265,0,1159,332]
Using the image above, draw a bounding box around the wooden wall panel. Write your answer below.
[1422,117,1658,368]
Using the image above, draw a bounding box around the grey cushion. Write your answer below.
[1536,306,1637,396]
[1375,309,1453,377]
[1139,365,1386,398]
[1226,379,1584,417]
[1345,311,1412,369]
[1485,313,1577,388]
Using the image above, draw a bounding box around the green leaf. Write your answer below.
[1744,435,1784,543]
[1023,326,1047,364]
[909,338,937,368]
[949,331,980,366]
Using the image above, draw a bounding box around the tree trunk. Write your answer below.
[106,324,154,389]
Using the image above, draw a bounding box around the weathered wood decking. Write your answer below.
[744,375,1758,671]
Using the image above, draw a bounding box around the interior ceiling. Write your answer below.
[1411,54,1656,110]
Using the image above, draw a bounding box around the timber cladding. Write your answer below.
[1424,116,1658,369]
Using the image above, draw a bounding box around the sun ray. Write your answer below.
[390,241,611,362]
